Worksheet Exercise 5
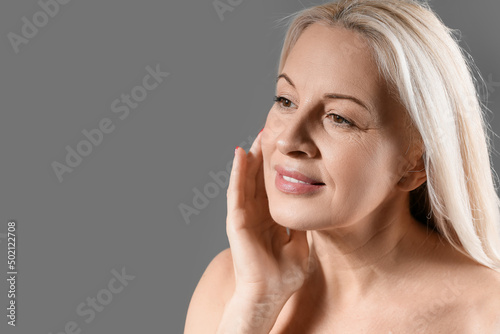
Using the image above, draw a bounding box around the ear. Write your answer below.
[396,153,426,192]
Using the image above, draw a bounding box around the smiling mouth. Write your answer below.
[282,175,325,185]
[275,171,326,195]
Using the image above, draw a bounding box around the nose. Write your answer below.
[275,111,319,159]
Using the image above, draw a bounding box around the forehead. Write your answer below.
[281,23,388,111]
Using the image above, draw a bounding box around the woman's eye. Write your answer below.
[273,96,296,109]
[273,96,353,128]
[326,113,353,127]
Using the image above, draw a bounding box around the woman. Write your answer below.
[185,0,500,332]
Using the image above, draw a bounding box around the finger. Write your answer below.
[254,155,267,200]
[245,130,264,198]
[227,147,247,213]
[247,129,263,162]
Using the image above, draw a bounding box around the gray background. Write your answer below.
[0,0,498,333]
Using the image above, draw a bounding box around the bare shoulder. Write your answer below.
[433,258,500,333]
[415,236,500,332]
[461,266,500,333]
[184,248,236,334]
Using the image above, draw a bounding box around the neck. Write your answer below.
[304,192,439,306]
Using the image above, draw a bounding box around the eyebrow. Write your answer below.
[276,73,371,113]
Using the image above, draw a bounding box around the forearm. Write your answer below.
[216,292,287,334]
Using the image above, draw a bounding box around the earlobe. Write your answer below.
[397,155,426,191]
[398,170,427,191]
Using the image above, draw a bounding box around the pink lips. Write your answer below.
[274,165,325,195]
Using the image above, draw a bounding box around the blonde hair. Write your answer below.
[276,0,500,271]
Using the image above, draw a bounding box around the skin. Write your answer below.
[261,22,437,311]
[184,23,500,334]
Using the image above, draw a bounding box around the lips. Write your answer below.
[274,165,325,185]
[274,165,325,195]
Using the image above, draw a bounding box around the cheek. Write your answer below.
[265,109,286,135]
[350,139,404,193]
[322,133,375,173]
[322,134,392,194]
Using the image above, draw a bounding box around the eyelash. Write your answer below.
[273,95,353,128]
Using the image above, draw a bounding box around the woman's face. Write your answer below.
[261,23,417,231]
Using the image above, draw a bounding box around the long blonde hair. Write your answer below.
[276,0,500,271]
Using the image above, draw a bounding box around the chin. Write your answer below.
[269,202,323,231]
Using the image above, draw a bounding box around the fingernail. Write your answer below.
[235,146,239,155]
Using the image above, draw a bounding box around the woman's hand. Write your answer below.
[226,129,310,303]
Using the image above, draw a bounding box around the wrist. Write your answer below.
[233,280,293,305]
[216,291,289,334]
